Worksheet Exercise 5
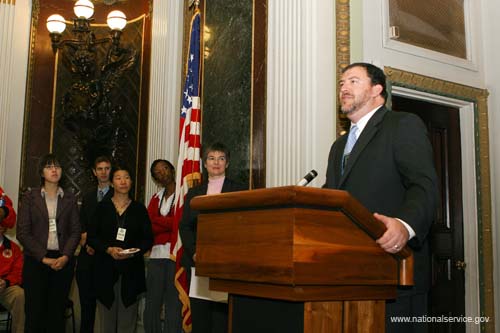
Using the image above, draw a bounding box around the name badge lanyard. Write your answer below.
[116,211,127,242]
[46,196,58,233]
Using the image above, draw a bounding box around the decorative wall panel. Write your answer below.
[195,0,266,188]
[52,18,143,197]
[388,0,466,59]
[202,0,252,186]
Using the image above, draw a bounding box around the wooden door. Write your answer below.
[392,95,465,332]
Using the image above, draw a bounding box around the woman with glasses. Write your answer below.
[17,153,81,332]
[87,164,153,333]
[180,142,247,333]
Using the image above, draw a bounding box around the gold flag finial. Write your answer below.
[188,0,200,9]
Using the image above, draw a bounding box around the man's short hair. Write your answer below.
[93,156,112,169]
[342,62,387,101]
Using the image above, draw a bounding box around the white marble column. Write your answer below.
[266,0,336,188]
[145,0,184,200]
[0,0,30,207]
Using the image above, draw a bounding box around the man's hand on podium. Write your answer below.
[374,213,410,254]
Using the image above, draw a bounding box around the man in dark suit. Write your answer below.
[76,156,113,333]
[324,63,438,332]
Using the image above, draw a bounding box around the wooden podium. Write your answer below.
[191,186,413,333]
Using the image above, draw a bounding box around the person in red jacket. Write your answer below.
[0,186,16,229]
[0,187,25,333]
[143,159,182,333]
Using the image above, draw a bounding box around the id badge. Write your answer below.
[49,218,57,232]
[116,227,127,241]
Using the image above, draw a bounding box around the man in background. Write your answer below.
[0,186,25,333]
[77,156,113,333]
[324,63,438,332]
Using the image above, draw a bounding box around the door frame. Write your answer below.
[385,67,492,332]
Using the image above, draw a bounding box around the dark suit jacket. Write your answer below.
[179,178,247,268]
[80,187,114,233]
[77,187,114,270]
[17,187,81,261]
[324,107,438,294]
[87,199,153,308]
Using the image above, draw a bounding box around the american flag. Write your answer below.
[172,8,202,333]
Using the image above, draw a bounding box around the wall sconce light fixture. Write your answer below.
[46,0,127,53]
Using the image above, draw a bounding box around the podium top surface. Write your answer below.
[192,186,412,260]
[191,186,351,211]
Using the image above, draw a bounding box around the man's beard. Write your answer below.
[341,104,355,115]
[340,93,369,115]
[341,99,361,115]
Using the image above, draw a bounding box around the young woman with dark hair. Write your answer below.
[87,164,153,333]
[17,153,81,332]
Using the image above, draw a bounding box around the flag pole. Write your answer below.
[172,3,202,331]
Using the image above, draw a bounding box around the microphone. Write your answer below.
[296,170,318,186]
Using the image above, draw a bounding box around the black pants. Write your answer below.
[190,297,228,333]
[76,255,96,333]
[187,268,228,333]
[23,253,75,333]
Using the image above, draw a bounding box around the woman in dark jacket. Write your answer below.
[17,153,81,333]
[87,165,153,333]
[180,142,247,333]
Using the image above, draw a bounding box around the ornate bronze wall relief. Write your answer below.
[22,0,151,200]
